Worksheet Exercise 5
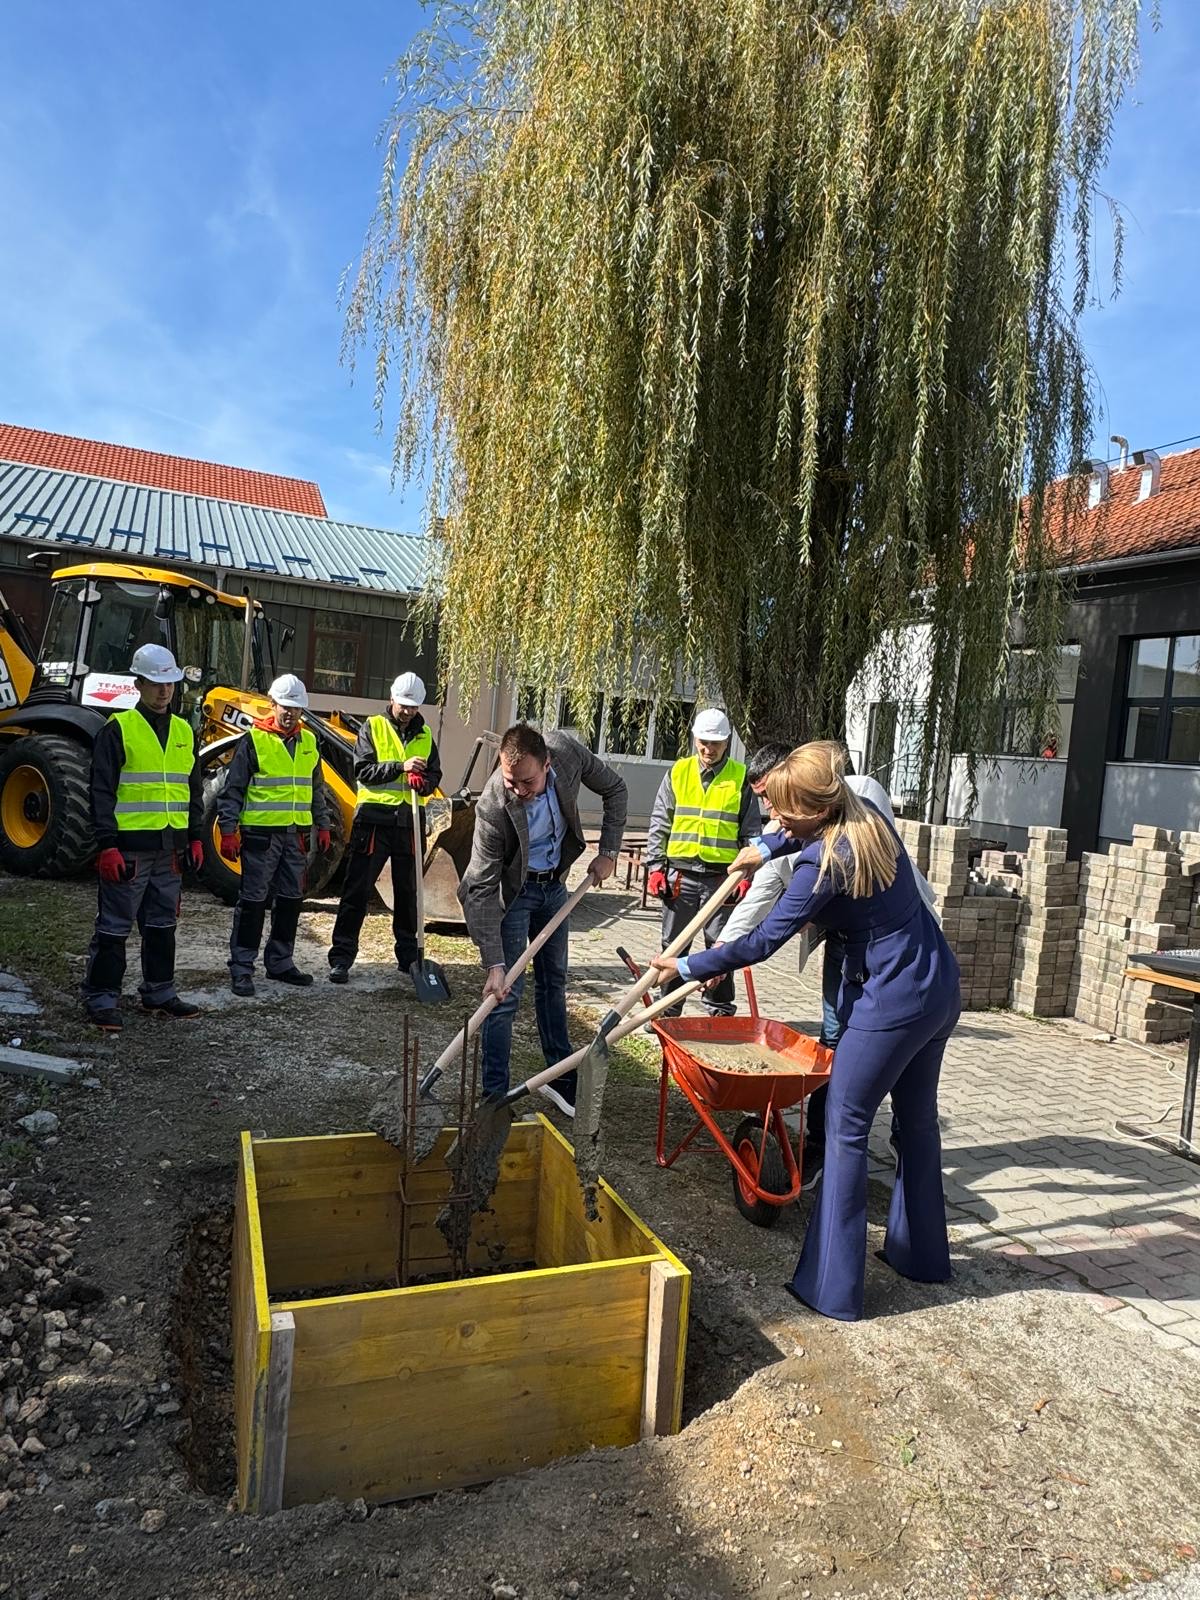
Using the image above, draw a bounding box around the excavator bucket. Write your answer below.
[375,792,480,928]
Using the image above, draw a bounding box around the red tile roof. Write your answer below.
[1060,444,1200,567]
[0,423,327,517]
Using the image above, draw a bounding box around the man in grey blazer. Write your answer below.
[458,722,627,1114]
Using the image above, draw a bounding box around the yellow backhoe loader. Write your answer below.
[0,563,484,918]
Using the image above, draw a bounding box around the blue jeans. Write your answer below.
[481,880,574,1097]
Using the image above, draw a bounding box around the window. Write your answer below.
[651,700,695,761]
[309,610,363,696]
[1122,635,1200,765]
[991,644,1080,759]
[38,580,85,686]
[556,693,603,750]
[606,696,651,756]
[510,688,698,762]
[85,582,166,674]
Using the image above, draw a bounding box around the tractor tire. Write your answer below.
[0,734,95,878]
[194,765,347,906]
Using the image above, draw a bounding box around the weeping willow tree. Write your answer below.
[346,0,1146,780]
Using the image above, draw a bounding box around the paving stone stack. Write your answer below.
[1009,827,1081,1017]
[925,825,1019,1010]
[1069,825,1200,1043]
[894,818,931,878]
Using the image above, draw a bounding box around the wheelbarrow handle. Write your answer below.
[420,872,598,1091]
[499,980,703,1106]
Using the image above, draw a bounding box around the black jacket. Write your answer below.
[92,704,203,853]
[352,709,443,833]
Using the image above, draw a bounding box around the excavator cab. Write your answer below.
[32,566,271,720]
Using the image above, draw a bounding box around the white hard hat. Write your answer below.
[692,707,732,741]
[130,643,183,684]
[268,673,309,709]
[390,672,426,707]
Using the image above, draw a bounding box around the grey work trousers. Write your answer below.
[659,869,737,1016]
[82,847,182,1013]
[228,829,307,980]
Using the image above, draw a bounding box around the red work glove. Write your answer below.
[96,848,127,884]
[188,840,204,872]
[406,772,428,794]
[219,832,241,862]
[647,869,668,899]
[734,877,751,899]
[317,828,332,853]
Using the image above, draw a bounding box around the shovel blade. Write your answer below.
[409,956,452,1004]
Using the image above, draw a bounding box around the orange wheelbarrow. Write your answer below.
[619,949,833,1227]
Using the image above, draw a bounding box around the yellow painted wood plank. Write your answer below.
[284,1257,652,1388]
[259,1172,539,1295]
[281,1259,650,1506]
[253,1141,537,1202]
[232,1133,272,1512]
[536,1115,688,1272]
[640,1260,689,1438]
[535,1123,658,1267]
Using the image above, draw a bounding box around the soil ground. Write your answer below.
[1,874,1198,1600]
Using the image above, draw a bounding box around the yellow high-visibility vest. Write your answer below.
[356,716,433,807]
[241,728,319,827]
[113,710,193,833]
[666,755,746,865]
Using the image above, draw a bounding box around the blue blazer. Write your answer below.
[683,821,960,1033]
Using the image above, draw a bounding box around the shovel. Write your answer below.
[408,787,451,1004]
[371,872,598,1160]
[461,869,747,1211]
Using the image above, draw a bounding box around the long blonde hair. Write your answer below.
[764,742,898,898]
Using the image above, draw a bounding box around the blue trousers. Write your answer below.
[481,880,573,1096]
[789,1000,958,1321]
[806,940,900,1151]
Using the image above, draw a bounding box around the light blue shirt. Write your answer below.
[526,767,564,872]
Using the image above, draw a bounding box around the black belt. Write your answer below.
[526,868,560,884]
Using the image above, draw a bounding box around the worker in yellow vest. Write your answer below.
[82,644,204,1031]
[217,675,332,996]
[644,707,757,1016]
[328,671,443,984]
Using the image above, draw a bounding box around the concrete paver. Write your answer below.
[569,880,1200,1353]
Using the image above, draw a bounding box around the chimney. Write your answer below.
[1133,447,1162,503]
[1110,434,1129,471]
[1085,458,1110,509]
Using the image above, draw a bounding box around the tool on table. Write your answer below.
[408,787,452,1005]
[464,869,747,1213]
[371,872,597,1159]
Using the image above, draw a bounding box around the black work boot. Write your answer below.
[142,996,201,1019]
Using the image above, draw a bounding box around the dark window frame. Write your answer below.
[1119,633,1200,766]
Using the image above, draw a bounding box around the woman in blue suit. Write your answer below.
[651,742,961,1322]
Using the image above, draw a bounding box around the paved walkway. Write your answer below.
[568,878,1200,1357]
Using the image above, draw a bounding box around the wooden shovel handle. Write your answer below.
[423,872,598,1083]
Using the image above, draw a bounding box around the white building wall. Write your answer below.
[1098,762,1200,843]
[947,755,1066,846]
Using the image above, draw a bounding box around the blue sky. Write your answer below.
[1,2,1196,535]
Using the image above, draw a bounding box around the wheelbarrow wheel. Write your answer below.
[730,1115,790,1228]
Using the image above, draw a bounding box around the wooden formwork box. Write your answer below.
[232,1116,691,1512]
